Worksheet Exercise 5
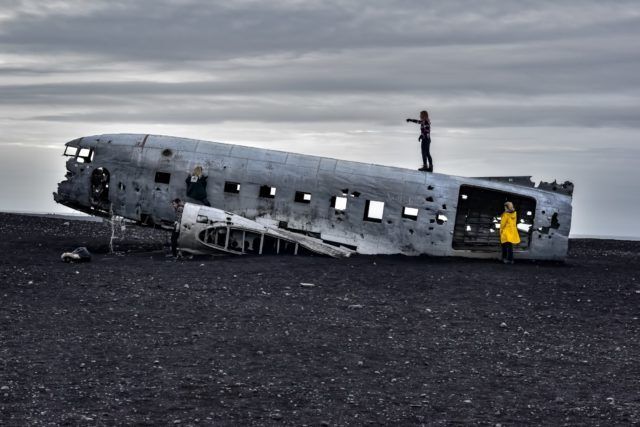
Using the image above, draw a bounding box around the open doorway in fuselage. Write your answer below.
[453,185,536,251]
[90,167,111,209]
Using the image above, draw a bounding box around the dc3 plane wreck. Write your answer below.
[54,134,573,260]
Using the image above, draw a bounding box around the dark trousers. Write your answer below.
[421,136,432,170]
[501,242,514,262]
[171,230,180,257]
[188,197,211,207]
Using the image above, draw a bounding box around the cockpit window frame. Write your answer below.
[64,146,78,157]
[64,145,93,163]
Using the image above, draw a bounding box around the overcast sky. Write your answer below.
[1,0,639,237]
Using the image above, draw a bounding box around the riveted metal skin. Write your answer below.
[54,134,573,260]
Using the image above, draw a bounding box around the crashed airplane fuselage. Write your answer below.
[54,134,573,260]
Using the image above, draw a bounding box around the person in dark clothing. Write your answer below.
[406,110,433,172]
[185,166,211,206]
[171,198,185,257]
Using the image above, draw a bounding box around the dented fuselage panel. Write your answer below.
[54,133,574,260]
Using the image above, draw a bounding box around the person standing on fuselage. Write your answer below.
[406,110,432,172]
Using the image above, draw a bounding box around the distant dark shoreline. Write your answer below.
[1,211,102,222]
[2,210,638,241]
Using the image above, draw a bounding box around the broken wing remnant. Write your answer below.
[178,203,354,257]
[54,134,574,260]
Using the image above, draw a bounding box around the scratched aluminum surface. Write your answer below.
[54,134,573,260]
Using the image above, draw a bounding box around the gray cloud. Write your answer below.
[1,1,638,130]
[1,0,640,236]
[1,1,638,110]
[23,102,640,129]
[2,1,639,61]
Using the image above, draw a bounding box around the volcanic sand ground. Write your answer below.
[1,213,639,425]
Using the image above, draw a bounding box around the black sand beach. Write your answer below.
[1,213,639,425]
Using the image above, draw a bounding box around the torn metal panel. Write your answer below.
[54,133,574,260]
[474,176,574,197]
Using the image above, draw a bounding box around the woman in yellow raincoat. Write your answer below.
[500,201,520,264]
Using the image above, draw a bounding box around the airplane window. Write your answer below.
[228,229,244,252]
[76,148,93,163]
[294,191,311,203]
[402,207,419,220]
[363,200,384,223]
[224,182,241,193]
[154,172,171,184]
[215,228,227,246]
[64,146,78,156]
[331,196,347,211]
[241,231,261,254]
[259,185,276,198]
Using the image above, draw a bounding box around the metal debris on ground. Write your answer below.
[61,247,92,263]
[300,282,316,287]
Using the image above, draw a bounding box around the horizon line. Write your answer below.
[2,210,639,242]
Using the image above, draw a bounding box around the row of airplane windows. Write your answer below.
[222,180,422,223]
[155,170,425,223]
